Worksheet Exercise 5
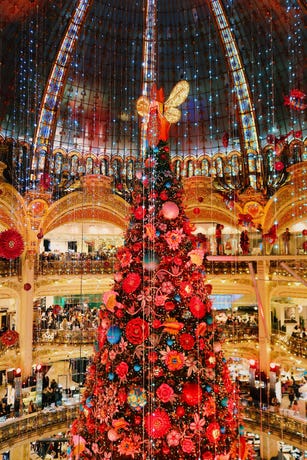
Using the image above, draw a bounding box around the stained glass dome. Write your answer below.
[0,0,305,161]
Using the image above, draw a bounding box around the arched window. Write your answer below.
[112,159,122,183]
[101,158,109,176]
[231,155,240,176]
[289,142,303,164]
[266,148,275,172]
[200,159,209,176]
[126,159,134,183]
[70,155,79,175]
[214,156,224,178]
[247,152,257,189]
[54,153,63,175]
[187,159,194,177]
[174,160,181,179]
[86,157,93,174]
[38,150,46,171]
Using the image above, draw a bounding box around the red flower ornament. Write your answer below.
[145,409,171,438]
[125,318,149,345]
[0,330,19,347]
[133,206,146,220]
[156,383,174,403]
[122,273,141,293]
[0,229,24,260]
[206,422,221,443]
[115,362,129,380]
[179,333,195,350]
[189,296,206,319]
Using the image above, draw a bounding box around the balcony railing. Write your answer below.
[243,406,307,447]
[34,328,97,344]
[0,258,20,278]
[0,400,305,454]
[0,404,78,453]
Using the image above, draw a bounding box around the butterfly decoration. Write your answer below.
[137,80,190,146]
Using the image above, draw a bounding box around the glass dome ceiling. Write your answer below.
[0,0,305,159]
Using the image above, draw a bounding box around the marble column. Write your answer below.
[9,441,30,460]
[18,254,35,378]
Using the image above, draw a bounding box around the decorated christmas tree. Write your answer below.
[68,132,252,459]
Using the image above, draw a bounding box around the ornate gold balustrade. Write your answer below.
[243,406,307,448]
[0,256,306,278]
[272,331,307,359]
[0,258,20,278]
[31,327,307,358]
[34,328,97,344]
[35,257,115,276]
[0,405,78,453]
[0,403,305,454]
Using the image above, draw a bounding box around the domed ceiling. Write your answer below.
[0,0,306,158]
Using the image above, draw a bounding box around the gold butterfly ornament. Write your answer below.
[137,80,189,146]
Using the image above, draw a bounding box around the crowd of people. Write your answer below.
[37,304,99,332]
[291,325,307,340]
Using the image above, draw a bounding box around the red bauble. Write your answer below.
[0,229,24,260]
[193,207,200,215]
[181,383,202,406]
[274,161,284,171]
[198,196,204,203]
[302,229,307,236]
[37,229,44,239]
[161,201,179,220]
[24,283,32,291]
[176,406,185,417]
[202,453,214,460]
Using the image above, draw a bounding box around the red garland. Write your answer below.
[0,229,24,260]
[0,330,19,347]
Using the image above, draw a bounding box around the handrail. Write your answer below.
[34,328,97,344]
[30,327,307,358]
[0,404,78,453]
[243,406,307,447]
[0,403,306,454]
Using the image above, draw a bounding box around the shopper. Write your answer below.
[215,224,224,255]
[240,230,250,255]
[282,228,291,255]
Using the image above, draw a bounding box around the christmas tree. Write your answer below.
[68,136,251,459]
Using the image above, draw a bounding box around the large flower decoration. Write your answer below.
[0,330,19,347]
[0,229,24,260]
[122,273,141,294]
[206,421,221,443]
[116,248,133,267]
[125,318,149,345]
[164,228,184,250]
[145,408,171,438]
